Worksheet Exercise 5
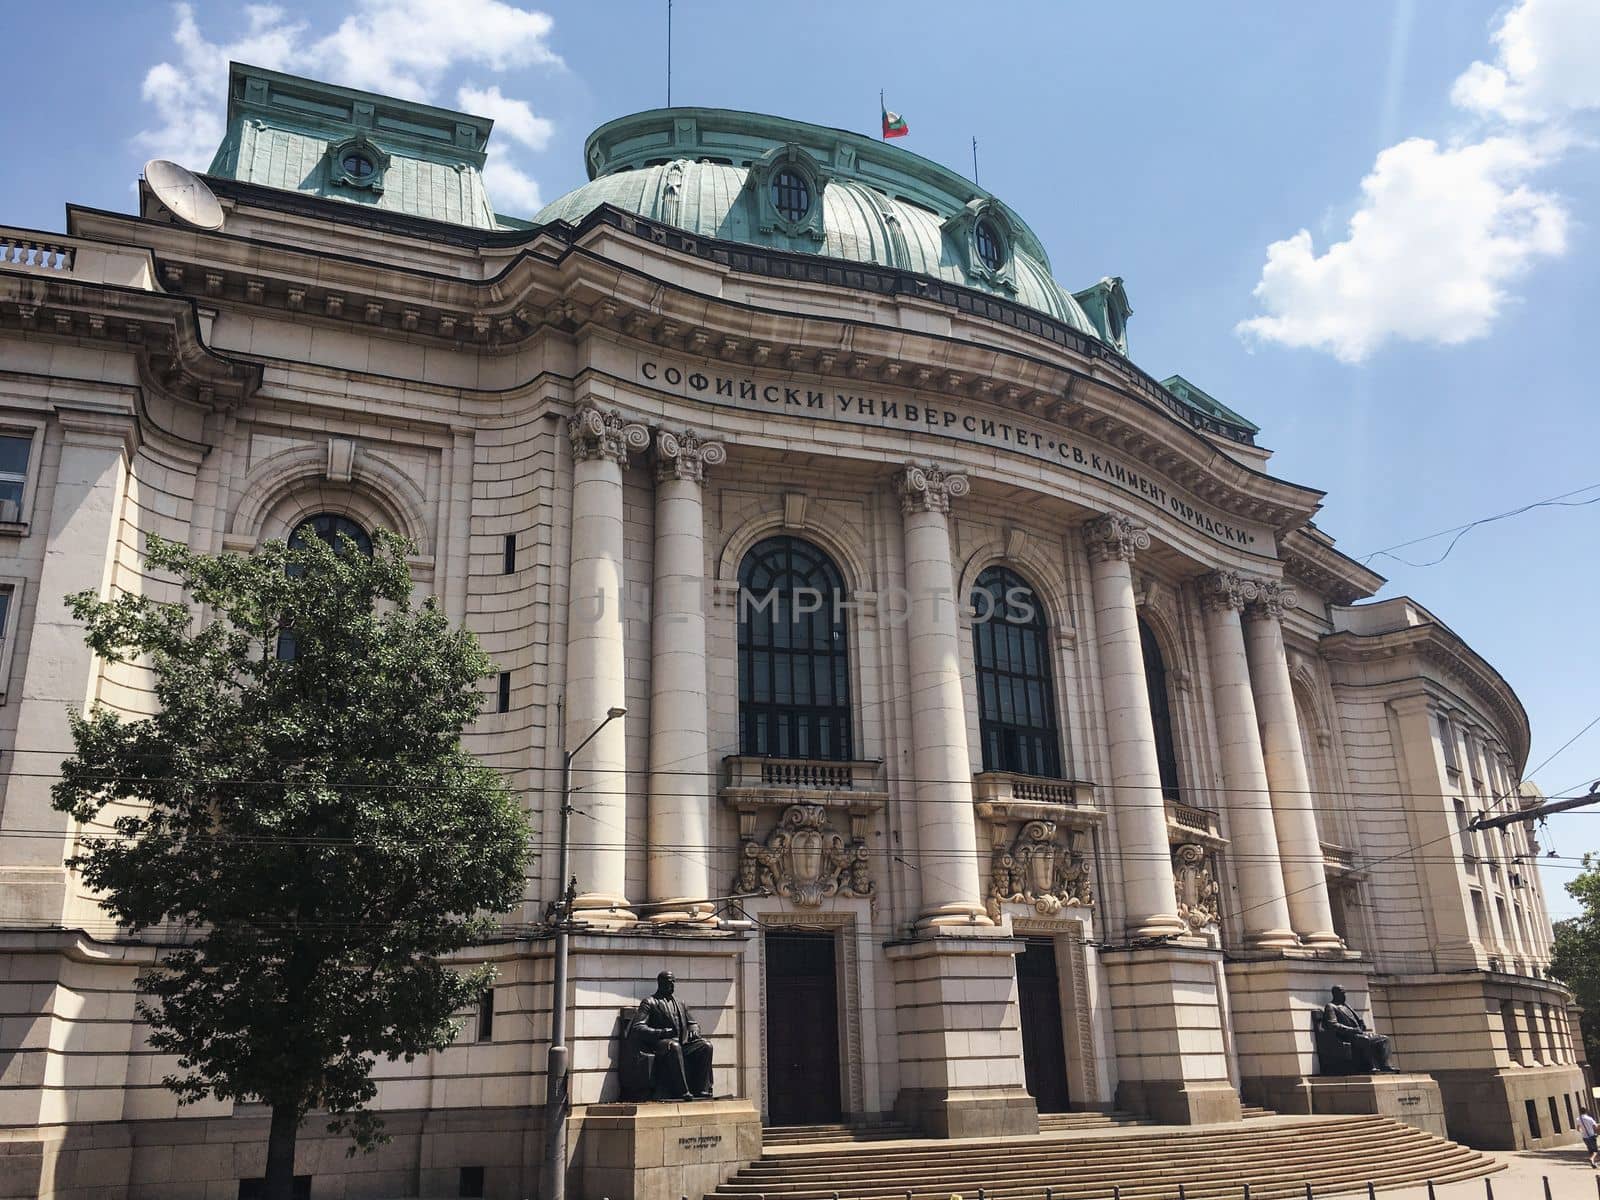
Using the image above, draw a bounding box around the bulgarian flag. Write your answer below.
[881,100,909,139]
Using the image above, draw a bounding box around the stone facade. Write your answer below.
[0,69,1584,1198]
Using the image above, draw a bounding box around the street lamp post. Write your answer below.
[542,704,626,1200]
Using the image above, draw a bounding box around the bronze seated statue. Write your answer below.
[619,970,715,1102]
[1313,985,1397,1075]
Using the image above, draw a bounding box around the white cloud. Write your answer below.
[483,159,543,213]
[136,0,557,217]
[458,84,554,152]
[1452,0,1600,122]
[1236,136,1568,363]
[1238,0,1599,362]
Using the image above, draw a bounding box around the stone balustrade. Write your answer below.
[0,235,74,273]
[720,755,887,810]
[0,227,156,288]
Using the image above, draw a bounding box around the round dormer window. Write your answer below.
[341,152,377,179]
[771,170,812,223]
[975,219,1005,271]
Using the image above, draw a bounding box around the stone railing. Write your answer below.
[1171,801,1220,836]
[1,235,74,273]
[0,227,156,289]
[720,755,887,812]
[973,771,1101,827]
[1322,842,1359,872]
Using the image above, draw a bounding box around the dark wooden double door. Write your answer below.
[764,931,842,1126]
[1017,939,1071,1113]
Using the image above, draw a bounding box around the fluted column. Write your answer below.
[1243,582,1341,948]
[1083,514,1186,941]
[897,462,990,929]
[647,427,725,923]
[565,403,648,925]
[1197,570,1297,949]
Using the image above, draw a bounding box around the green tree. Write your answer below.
[52,531,529,1200]
[1551,854,1600,1067]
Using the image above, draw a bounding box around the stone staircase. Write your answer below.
[719,1114,1500,1199]
[1037,1110,1153,1132]
[763,1120,917,1147]
[1241,1103,1274,1120]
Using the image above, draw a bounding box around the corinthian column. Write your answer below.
[1243,582,1341,948]
[1082,514,1186,941]
[565,403,648,925]
[1197,571,1297,949]
[647,428,725,924]
[896,462,990,929]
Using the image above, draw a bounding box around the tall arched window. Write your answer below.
[737,536,852,760]
[1139,618,1183,803]
[970,566,1061,777]
[278,512,373,659]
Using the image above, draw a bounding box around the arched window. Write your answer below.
[289,512,372,560]
[279,512,373,659]
[970,566,1061,777]
[737,536,851,760]
[1139,618,1182,803]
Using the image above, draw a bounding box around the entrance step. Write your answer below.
[714,1113,1500,1199]
[1241,1103,1275,1119]
[1036,1110,1152,1132]
[763,1121,916,1147]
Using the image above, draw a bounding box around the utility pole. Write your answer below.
[541,703,626,1200]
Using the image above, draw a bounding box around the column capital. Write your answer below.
[1197,569,1256,613]
[895,461,969,515]
[1245,579,1299,621]
[654,427,727,484]
[1082,513,1150,564]
[569,402,648,467]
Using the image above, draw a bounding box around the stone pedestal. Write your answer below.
[1227,955,1370,1115]
[887,935,1039,1137]
[568,1100,761,1200]
[1101,944,1242,1125]
[1307,1073,1448,1139]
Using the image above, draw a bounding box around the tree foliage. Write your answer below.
[1551,853,1600,1067]
[52,531,529,1172]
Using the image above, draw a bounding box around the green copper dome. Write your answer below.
[534,109,1123,347]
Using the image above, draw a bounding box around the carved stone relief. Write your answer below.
[986,820,1094,921]
[1173,842,1221,933]
[734,803,873,907]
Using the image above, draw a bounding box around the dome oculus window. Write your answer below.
[975,219,1005,271]
[771,170,812,223]
[341,152,376,179]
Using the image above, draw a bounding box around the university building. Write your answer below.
[0,65,1586,1197]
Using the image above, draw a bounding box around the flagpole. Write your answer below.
[667,0,673,107]
[972,137,979,185]
[879,89,884,141]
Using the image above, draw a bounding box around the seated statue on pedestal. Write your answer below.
[1314,984,1397,1075]
[620,971,715,1101]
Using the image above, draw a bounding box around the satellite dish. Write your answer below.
[143,159,225,231]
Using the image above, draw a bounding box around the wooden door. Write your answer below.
[764,931,843,1125]
[1017,939,1070,1113]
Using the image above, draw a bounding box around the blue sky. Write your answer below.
[4,1,1598,915]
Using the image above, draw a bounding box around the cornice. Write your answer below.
[58,195,1327,538]
[1280,525,1384,606]
[1319,622,1530,770]
[0,271,260,418]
